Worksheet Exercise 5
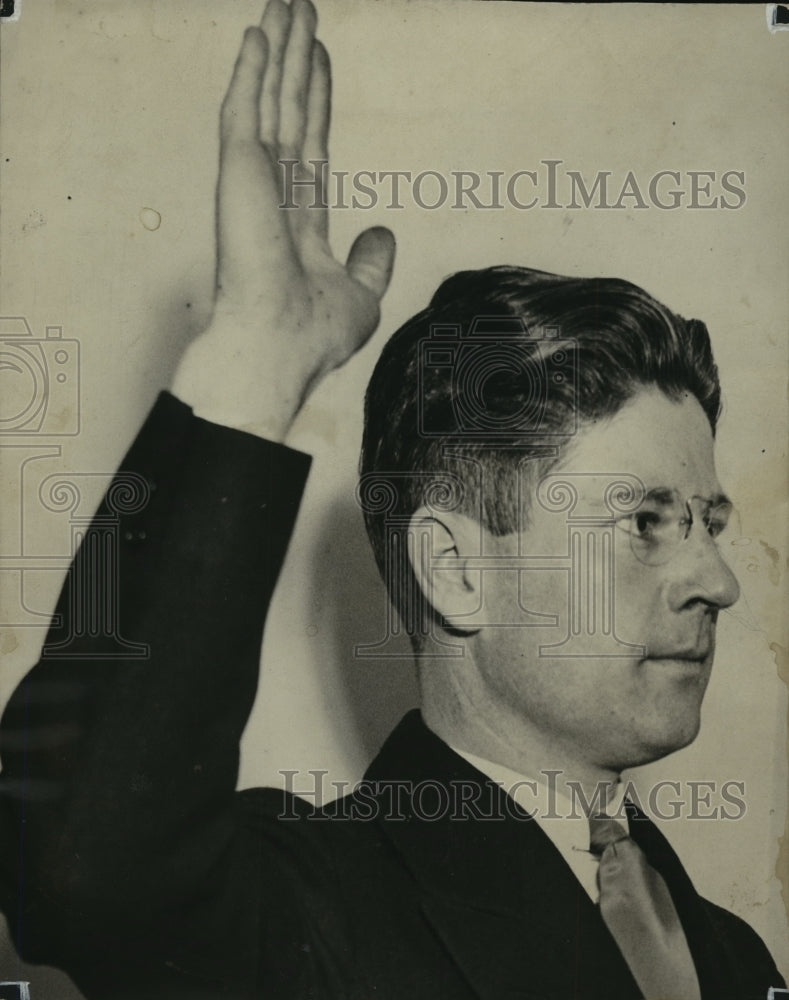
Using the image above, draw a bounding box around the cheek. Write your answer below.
[478,566,567,628]
[612,548,664,633]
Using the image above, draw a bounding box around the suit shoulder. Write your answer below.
[237,784,316,819]
[701,895,785,988]
[234,785,379,850]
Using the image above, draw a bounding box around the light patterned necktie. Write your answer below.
[588,814,701,1000]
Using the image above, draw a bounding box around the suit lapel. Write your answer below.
[363,712,641,1000]
[364,713,759,999]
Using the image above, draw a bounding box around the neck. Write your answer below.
[420,662,622,807]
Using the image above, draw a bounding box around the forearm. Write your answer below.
[0,391,310,961]
[0,0,394,986]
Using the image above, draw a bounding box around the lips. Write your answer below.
[642,637,714,663]
[647,623,716,663]
[656,650,711,662]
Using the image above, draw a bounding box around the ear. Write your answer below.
[406,506,482,634]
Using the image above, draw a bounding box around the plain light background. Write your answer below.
[1,2,787,995]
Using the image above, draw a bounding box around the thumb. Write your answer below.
[346,226,396,301]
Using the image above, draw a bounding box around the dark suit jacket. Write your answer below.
[0,392,783,999]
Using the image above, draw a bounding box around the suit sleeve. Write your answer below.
[707,900,787,998]
[0,390,311,994]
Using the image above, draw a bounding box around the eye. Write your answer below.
[626,510,662,540]
[704,506,731,539]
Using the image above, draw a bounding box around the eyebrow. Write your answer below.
[643,487,732,507]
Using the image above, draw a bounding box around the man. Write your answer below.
[0,1,783,997]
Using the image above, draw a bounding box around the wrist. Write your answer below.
[171,332,303,443]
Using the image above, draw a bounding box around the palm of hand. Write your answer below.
[173,0,395,440]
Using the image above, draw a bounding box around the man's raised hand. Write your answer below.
[172,0,396,441]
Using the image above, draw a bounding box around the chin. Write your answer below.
[637,666,710,757]
[607,707,703,771]
[638,713,703,766]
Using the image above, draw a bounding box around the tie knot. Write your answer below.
[588,813,629,857]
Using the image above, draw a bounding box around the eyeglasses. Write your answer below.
[615,488,734,567]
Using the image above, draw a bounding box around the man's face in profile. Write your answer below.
[471,385,740,774]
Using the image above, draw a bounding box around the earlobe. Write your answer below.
[406,507,481,633]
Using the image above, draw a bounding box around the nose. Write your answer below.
[668,527,740,611]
